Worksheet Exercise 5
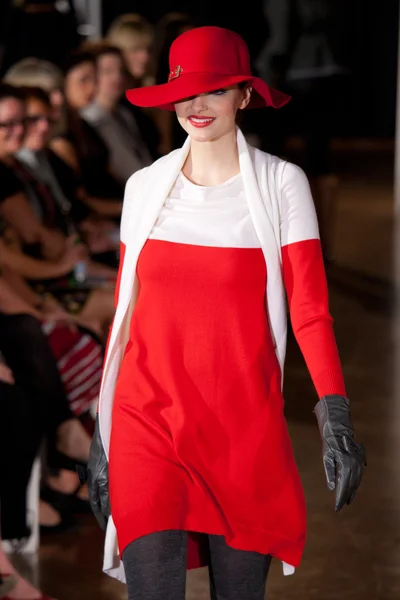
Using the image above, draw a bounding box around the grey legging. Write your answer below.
[122,530,272,600]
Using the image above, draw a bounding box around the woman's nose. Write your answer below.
[190,94,208,112]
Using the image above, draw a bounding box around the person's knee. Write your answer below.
[122,531,187,599]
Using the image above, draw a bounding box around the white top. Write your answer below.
[149,172,261,248]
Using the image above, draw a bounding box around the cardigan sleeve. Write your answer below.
[103,169,144,363]
[279,161,346,398]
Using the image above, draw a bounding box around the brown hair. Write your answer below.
[4,58,63,93]
[106,13,154,51]
[81,41,124,63]
[19,86,51,107]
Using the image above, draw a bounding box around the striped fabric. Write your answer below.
[42,321,103,416]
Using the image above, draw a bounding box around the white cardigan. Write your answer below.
[99,127,319,581]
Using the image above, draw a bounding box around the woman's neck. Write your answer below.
[182,129,240,186]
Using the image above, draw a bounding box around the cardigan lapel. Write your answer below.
[236,129,286,355]
[101,138,191,393]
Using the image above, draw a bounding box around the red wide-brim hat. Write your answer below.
[126,26,291,111]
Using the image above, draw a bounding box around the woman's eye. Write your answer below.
[211,89,226,95]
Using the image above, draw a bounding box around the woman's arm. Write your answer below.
[280,162,346,398]
[0,273,42,318]
[1,264,42,306]
[1,192,43,246]
[0,240,81,281]
[49,137,80,171]
[76,186,122,218]
[1,192,66,260]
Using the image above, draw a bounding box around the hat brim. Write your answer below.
[126,72,291,110]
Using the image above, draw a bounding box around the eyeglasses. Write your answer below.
[0,118,26,130]
[25,115,57,126]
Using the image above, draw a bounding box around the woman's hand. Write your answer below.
[314,395,367,511]
[40,295,78,328]
[56,241,87,276]
[79,415,110,531]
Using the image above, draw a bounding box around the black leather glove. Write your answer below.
[314,395,366,512]
[79,415,110,530]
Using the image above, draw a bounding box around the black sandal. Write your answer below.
[40,483,91,517]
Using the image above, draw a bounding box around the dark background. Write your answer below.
[0,0,398,138]
[102,0,399,138]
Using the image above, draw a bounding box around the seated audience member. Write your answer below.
[4,58,123,220]
[105,13,161,158]
[0,84,116,339]
[0,274,95,534]
[3,56,65,122]
[81,42,153,187]
[106,13,155,88]
[15,86,120,266]
[50,50,123,217]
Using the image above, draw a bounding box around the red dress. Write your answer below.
[108,172,345,571]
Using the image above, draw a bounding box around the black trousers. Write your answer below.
[122,531,272,600]
[0,313,74,539]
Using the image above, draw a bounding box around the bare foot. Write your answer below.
[39,500,61,527]
[56,419,91,463]
[46,469,80,495]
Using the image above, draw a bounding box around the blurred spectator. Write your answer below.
[49,49,123,217]
[16,85,120,264]
[105,13,155,88]
[0,275,98,534]
[4,58,123,223]
[3,56,64,121]
[81,42,153,187]
[0,84,116,338]
[105,13,161,159]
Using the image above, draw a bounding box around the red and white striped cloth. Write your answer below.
[42,321,103,416]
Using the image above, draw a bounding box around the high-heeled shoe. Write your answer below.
[40,484,91,517]
[47,448,87,474]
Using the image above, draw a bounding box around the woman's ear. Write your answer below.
[239,86,252,110]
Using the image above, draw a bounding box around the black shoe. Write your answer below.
[40,484,91,517]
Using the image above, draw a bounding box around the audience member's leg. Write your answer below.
[0,314,72,432]
[0,314,90,464]
[122,531,188,600]
[0,381,41,540]
[0,313,91,518]
[77,288,115,340]
[208,535,272,600]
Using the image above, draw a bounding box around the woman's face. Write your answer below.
[175,85,252,143]
[97,53,125,103]
[64,61,96,110]
[24,98,53,151]
[0,97,25,157]
[123,35,152,79]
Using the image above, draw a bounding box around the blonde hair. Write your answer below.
[4,58,63,93]
[106,13,154,52]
